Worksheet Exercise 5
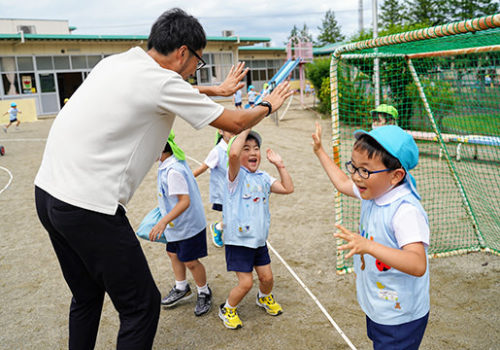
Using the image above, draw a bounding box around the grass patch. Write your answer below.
[441,114,500,136]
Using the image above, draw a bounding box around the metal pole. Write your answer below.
[406,57,485,249]
[373,0,380,106]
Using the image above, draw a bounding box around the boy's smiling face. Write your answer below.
[240,138,261,173]
[350,148,400,200]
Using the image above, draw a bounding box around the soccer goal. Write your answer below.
[329,14,500,274]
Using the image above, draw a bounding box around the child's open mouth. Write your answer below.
[248,158,257,164]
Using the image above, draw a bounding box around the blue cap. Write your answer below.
[10,102,17,107]
[354,125,420,198]
[248,85,255,91]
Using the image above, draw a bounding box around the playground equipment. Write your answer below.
[329,14,500,274]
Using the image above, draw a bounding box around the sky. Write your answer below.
[0,0,377,46]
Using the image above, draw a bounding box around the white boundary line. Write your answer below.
[267,242,357,350]
[0,138,48,142]
[186,153,357,349]
[0,166,13,195]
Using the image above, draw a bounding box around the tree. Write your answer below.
[316,10,345,46]
[380,0,407,30]
[447,0,499,21]
[406,0,447,26]
[300,23,313,43]
[285,25,300,45]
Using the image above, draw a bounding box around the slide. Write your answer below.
[245,59,300,108]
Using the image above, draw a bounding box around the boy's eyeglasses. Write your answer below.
[345,161,391,179]
[187,46,206,71]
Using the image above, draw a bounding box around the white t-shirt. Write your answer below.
[159,156,189,196]
[353,183,430,248]
[203,139,228,169]
[35,47,224,215]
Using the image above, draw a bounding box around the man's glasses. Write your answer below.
[187,46,206,71]
[345,161,391,179]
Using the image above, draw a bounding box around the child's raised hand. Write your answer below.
[149,221,167,241]
[334,224,371,259]
[266,148,284,168]
[312,121,323,153]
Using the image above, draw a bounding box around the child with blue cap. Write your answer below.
[312,123,430,350]
[3,102,22,132]
[149,131,213,317]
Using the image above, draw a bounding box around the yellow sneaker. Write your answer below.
[256,293,283,316]
[218,303,243,329]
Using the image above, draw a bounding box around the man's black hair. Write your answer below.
[147,8,207,55]
[163,142,172,154]
[354,134,402,170]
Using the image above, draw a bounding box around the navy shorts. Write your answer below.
[212,203,223,212]
[249,102,255,106]
[367,312,429,350]
[9,118,17,123]
[235,102,242,107]
[166,228,207,262]
[225,244,271,273]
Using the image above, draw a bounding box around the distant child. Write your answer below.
[218,129,294,329]
[3,102,22,132]
[312,122,430,349]
[193,130,235,247]
[247,85,258,107]
[149,131,212,317]
[233,88,243,109]
[371,104,398,129]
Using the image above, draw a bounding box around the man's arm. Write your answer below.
[210,82,293,134]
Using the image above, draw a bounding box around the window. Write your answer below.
[54,56,70,70]
[87,55,102,68]
[71,56,87,69]
[36,57,54,70]
[17,57,34,71]
[2,74,20,95]
[39,73,56,93]
[20,73,37,94]
[0,57,16,73]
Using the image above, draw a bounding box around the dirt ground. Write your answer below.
[0,97,498,349]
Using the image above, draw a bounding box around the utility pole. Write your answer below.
[359,0,364,33]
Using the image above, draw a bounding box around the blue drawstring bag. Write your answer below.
[136,207,167,244]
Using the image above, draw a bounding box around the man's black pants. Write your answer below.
[35,186,161,350]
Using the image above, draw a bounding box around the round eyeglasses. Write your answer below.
[345,161,391,179]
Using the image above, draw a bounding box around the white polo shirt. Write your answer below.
[35,47,224,215]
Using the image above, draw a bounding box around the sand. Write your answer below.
[0,98,498,349]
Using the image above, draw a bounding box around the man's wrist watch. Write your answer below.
[256,101,273,117]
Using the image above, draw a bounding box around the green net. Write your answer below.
[330,14,500,274]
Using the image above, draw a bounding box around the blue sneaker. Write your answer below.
[210,222,223,247]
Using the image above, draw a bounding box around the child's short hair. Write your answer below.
[163,142,173,154]
[354,134,402,171]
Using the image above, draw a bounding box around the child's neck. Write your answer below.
[160,153,173,162]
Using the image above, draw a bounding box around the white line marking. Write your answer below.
[267,241,357,350]
[0,138,47,142]
[187,152,357,349]
[0,166,13,195]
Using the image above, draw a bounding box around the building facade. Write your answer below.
[0,18,270,115]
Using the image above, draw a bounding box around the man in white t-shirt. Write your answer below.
[34,8,292,349]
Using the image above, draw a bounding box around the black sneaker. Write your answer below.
[161,285,193,307]
[194,286,212,316]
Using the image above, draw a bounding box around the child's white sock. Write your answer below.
[215,222,223,231]
[258,290,271,298]
[175,279,188,291]
[224,300,237,309]
[197,284,209,295]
